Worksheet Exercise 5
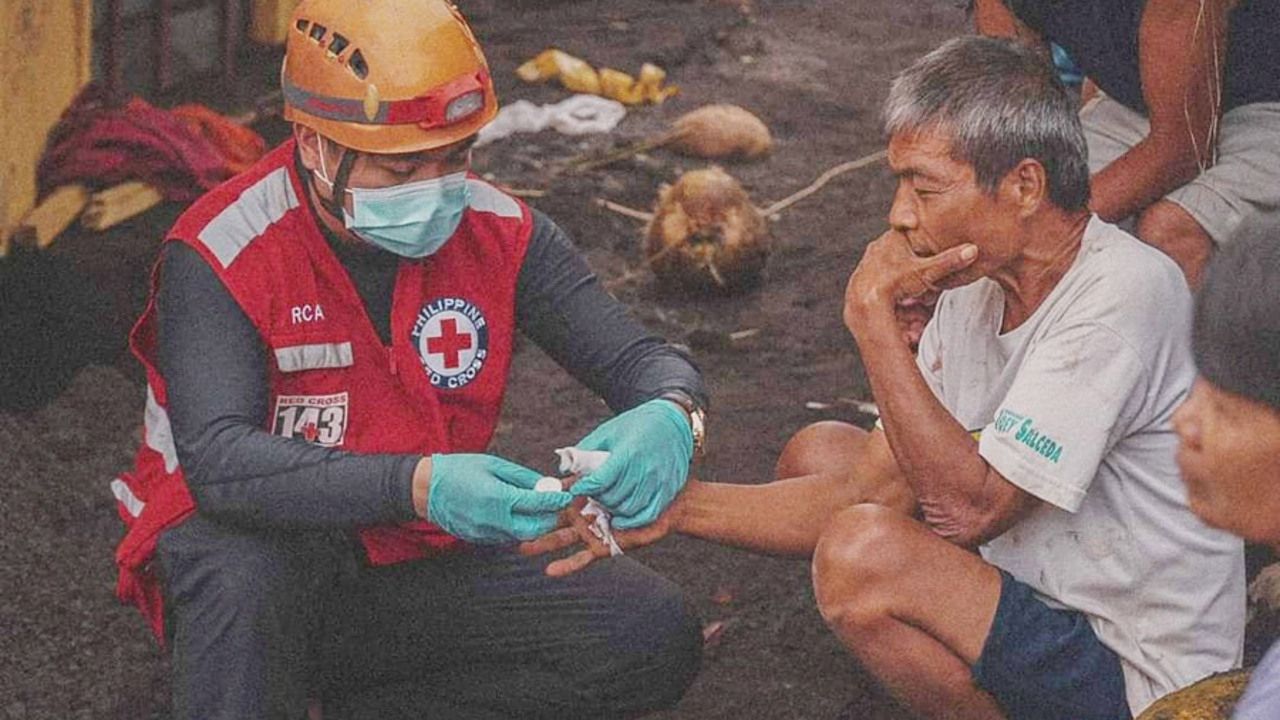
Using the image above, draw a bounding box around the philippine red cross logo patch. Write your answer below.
[410,297,489,390]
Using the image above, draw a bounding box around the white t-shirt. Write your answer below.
[915,217,1245,714]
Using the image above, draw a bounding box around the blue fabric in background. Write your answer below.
[1051,43,1083,87]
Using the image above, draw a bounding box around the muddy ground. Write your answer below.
[1,1,976,717]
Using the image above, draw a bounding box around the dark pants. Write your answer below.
[156,514,702,720]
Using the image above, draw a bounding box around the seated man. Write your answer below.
[1174,219,1280,720]
[533,37,1245,719]
[972,0,1280,286]
[109,0,705,717]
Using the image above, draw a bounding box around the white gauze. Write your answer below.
[555,447,623,557]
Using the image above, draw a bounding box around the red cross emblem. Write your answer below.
[426,318,474,370]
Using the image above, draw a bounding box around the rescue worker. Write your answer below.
[108,1,705,717]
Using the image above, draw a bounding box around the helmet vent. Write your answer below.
[295,18,309,33]
[327,33,349,57]
[348,50,369,80]
[308,23,327,42]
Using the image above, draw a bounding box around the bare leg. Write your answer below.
[813,504,1006,720]
[776,421,915,514]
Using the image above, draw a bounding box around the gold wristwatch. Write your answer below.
[660,391,706,456]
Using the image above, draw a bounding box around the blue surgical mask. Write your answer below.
[314,139,471,258]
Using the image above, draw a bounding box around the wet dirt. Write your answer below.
[0,1,970,718]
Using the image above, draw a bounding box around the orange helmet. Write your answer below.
[282,0,498,154]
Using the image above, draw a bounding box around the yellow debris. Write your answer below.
[516,50,676,105]
[516,49,600,95]
[1136,670,1251,720]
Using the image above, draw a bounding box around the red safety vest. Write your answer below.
[111,141,531,641]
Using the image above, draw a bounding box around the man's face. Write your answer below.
[1173,377,1280,544]
[886,130,1020,288]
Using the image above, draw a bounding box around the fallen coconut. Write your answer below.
[570,103,772,173]
[668,103,773,160]
[644,166,769,293]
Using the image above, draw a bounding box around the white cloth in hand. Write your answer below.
[555,447,624,556]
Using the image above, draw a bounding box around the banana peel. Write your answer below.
[516,49,677,105]
[600,64,679,105]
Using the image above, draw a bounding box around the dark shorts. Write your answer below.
[971,570,1132,720]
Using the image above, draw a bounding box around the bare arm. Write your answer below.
[972,0,1046,47]
[1088,0,1228,222]
[845,232,1038,549]
[524,427,908,575]
[669,429,908,557]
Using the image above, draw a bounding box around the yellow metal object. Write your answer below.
[516,50,676,104]
[250,0,303,46]
[0,0,92,257]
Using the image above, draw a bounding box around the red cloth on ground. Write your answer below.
[171,104,268,175]
[37,85,262,203]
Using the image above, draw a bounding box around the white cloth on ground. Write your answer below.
[476,95,628,147]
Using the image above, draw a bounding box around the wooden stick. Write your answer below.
[760,149,886,218]
[594,197,654,222]
[5,185,91,253]
[569,130,681,174]
[495,184,547,198]
[81,181,164,231]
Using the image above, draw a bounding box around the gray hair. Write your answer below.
[884,35,1090,211]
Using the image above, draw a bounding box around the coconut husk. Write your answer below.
[569,103,772,173]
[644,166,768,292]
[668,103,773,160]
[1135,670,1251,720]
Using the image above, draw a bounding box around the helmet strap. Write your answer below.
[326,150,357,219]
[312,134,357,221]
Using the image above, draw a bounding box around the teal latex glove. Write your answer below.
[568,399,693,529]
[426,454,573,544]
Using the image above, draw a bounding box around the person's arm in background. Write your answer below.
[1088,0,1228,223]
[971,0,1046,47]
[974,0,1229,223]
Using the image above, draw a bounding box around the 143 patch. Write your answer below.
[411,297,489,390]
[272,392,349,446]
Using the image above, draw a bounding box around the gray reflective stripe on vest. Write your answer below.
[144,384,180,473]
[467,179,521,219]
[274,342,354,372]
[198,167,299,268]
[110,478,145,518]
